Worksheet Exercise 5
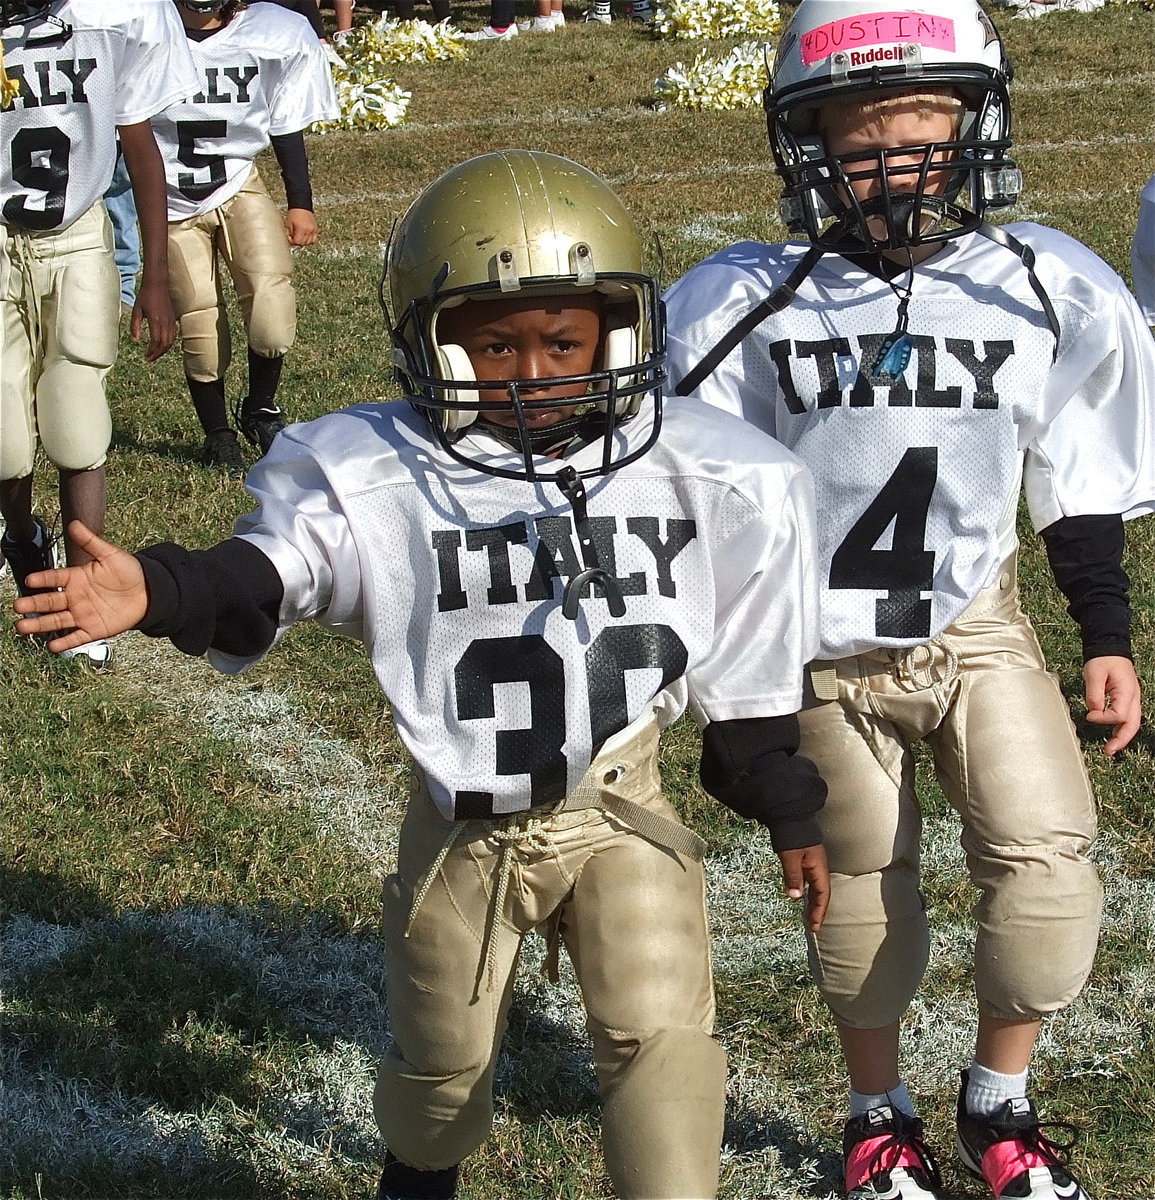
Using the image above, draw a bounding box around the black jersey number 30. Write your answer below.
[3,126,71,230]
[829,447,938,639]
[453,624,687,818]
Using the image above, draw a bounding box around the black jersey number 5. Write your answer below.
[453,624,687,818]
[175,119,228,204]
[829,446,938,639]
[3,126,71,230]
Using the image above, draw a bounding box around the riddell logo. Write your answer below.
[849,45,907,67]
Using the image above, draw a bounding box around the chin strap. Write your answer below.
[554,465,626,622]
[975,219,1061,361]
[674,244,824,397]
[475,410,593,458]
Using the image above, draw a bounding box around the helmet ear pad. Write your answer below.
[599,324,641,417]
[433,342,480,432]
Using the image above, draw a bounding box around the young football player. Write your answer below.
[664,3,1155,1199]
[0,0,198,668]
[14,150,830,1200]
[1131,171,1155,324]
[158,0,338,473]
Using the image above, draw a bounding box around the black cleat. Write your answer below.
[201,427,245,475]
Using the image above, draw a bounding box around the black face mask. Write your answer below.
[474,409,602,458]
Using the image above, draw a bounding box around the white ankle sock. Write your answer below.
[850,1080,914,1118]
[966,1061,1029,1117]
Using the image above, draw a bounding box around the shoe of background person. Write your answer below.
[1,515,55,598]
[58,638,115,670]
[518,14,558,30]
[629,0,653,20]
[463,23,517,39]
[201,428,245,475]
[376,1152,459,1199]
[956,1072,1092,1199]
[550,10,565,26]
[235,398,286,455]
[844,1105,945,1199]
[583,5,612,21]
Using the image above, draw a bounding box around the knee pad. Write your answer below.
[807,868,930,1029]
[244,277,297,359]
[179,305,232,382]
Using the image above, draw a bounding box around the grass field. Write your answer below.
[3,3,1155,1197]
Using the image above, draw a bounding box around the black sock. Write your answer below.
[489,0,514,27]
[394,0,415,17]
[186,376,229,436]
[246,350,285,414]
[430,0,450,19]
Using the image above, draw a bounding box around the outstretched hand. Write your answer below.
[778,843,830,933]
[12,521,149,652]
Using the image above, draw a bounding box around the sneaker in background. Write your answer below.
[58,638,115,670]
[201,427,245,475]
[583,3,611,21]
[463,23,518,39]
[235,397,286,455]
[1,515,55,599]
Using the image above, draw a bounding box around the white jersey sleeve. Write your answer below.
[1020,224,1155,530]
[210,399,818,820]
[1131,172,1155,325]
[107,0,200,127]
[0,1,198,231]
[151,5,338,220]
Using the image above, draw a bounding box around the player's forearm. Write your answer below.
[699,714,827,851]
[116,120,172,279]
[136,539,284,658]
[1040,513,1132,661]
[270,131,314,212]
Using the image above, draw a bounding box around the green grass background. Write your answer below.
[2,4,1155,1197]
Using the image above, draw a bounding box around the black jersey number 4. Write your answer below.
[829,447,939,640]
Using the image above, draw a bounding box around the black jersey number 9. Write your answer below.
[829,446,938,639]
[453,624,687,818]
[3,126,71,230]
[175,119,228,204]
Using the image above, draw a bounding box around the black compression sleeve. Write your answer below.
[270,132,313,212]
[700,715,826,853]
[136,539,284,659]
[253,0,326,39]
[1040,514,1132,662]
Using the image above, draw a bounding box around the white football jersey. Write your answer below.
[208,400,820,821]
[151,4,338,220]
[665,225,1155,660]
[1132,173,1155,324]
[0,0,197,231]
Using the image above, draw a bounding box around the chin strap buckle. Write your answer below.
[554,465,626,621]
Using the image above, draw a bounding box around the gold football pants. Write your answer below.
[166,167,296,383]
[800,559,1102,1028]
[0,202,118,478]
[373,720,726,1199]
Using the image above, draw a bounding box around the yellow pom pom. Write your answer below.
[653,0,781,40]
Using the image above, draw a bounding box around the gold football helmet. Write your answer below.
[385,149,665,481]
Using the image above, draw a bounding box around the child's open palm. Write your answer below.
[13,522,149,652]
